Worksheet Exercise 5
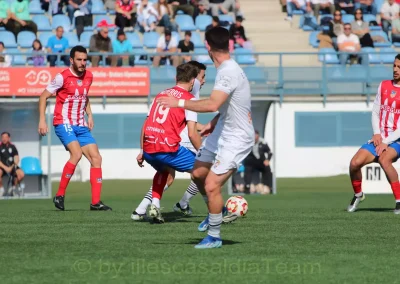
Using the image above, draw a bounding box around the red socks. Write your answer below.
[56,162,76,197]
[152,171,169,200]
[90,168,102,205]
[351,180,362,195]
[390,181,400,200]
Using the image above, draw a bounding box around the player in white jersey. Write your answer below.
[158,27,255,249]
[131,61,207,221]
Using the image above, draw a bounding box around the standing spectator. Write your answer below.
[209,0,240,16]
[337,23,361,64]
[89,27,117,67]
[312,0,335,19]
[154,0,178,31]
[391,11,400,43]
[381,0,400,35]
[0,42,12,67]
[355,0,377,15]
[152,29,179,67]
[337,0,355,15]
[10,0,38,35]
[46,26,69,67]
[193,0,211,19]
[41,0,66,15]
[285,0,312,22]
[178,31,194,63]
[137,0,158,32]
[29,39,46,66]
[112,29,135,66]
[74,0,93,40]
[243,130,273,194]
[115,0,136,31]
[169,0,195,18]
[351,8,374,47]
[67,0,92,24]
[229,15,252,50]
[205,15,219,32]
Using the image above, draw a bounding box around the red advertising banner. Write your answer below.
[0,67,150,97]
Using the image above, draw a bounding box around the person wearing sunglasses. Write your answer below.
[337,23,361,65]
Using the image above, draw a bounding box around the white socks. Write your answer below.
[208,213,222,238]
[152,197,160,208]
[179,181,199,209]
[135,185,168,214]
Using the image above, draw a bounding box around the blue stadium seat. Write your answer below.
[318,48,340,64]
[94,15,115,30]
[21,157,43,175]
[126,32,142,48]
[91,0,107,15]
[52,15,71,31]
[172,31,181,41]
[29,0,44,14]
[132,48,148,65]
[175,15,196,31]
[319,14,333,25]
[151,66,176,83]
[190,32,204,48]
[7,48,25,66]
[39,32,53,46]
[108,30,117,42]
[363,14,380,30]
[380,47,397,64]
[292,9,304,15]
[33,15,52,32]
[0,31,17,47]
[370,30,391,47]
[299,15,318,31]
[218,14,234,24]
[79,31,93,48]
[342,14,355,24]
[361,47,380,64]
[17,31,36,48]
[143,32,159,48]
[309,31,319,48]
[376,0,384,13]
[64,33,79,48]
[194,47,208,55]
[195,15,212,31]
[234,48,256,65]
[244,66,267,83]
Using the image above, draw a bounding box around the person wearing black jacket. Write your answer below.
[243,130,273,193]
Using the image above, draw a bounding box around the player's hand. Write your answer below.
[376,143,388,156]
[136,153,144,167]
[157,96,179,108]
[263,160,269,167]
[200,122,214,137]
[87,115,94,130]
[371,134,382,146]
[38,120,48,136]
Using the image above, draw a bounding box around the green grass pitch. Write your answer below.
[1,175,400,284]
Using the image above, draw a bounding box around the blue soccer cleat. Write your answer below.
[195,235,222,249]
[222,206,227,216]
[198,215,209,232]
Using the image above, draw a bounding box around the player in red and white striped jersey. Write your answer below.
[348,54,400,214]
[38,45,112,212]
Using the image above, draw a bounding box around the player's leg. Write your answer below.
[347,144,377,212]
[148,169,170,223]
[174,180,198,215]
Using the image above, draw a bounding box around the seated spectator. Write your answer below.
[193,0,211,19]
[312,0,335,19]
[336,0,355,15]
[391,11,400,43]
[103,0,115,11]
[112,29,135,66]
[0,132,25,197]
[209,0,240,16]
[115,0,136,31]
[381,0,399,35]
[137,0,158,32]
[206,15,219,32]
[318,10,343,48]
[29,39,46,66]
[355,0,377,15]
[89,27,117,67]
[169,0,194,18]
[153,29,179,67]
[41,0,66,15]
[74,0,92,40]
[337,23,361,64]
[351,8,374,47]
[67,0,92,24]
[154,0,178,31]
[46,26,69,67]
[0,42,11,67]
[178,31,194,63]
[229,15,252,50]
[285,0,312,22]
[0,0,19,38]
[10,0,38,35]
[243,130,273,194]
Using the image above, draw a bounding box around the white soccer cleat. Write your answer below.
[347,193,365,212]
[394,203,400,215]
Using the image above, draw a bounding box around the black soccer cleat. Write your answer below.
[394,202,400,215]
[173,202,193,216]
[53,195,65,211]
[90,201,112,211]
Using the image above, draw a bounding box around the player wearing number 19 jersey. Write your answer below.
[38,46,111,211]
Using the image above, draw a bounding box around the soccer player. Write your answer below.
[157,26,255,249]
[131,61,206,221]
[38,45,112,211]
[348,54,400,214]
[136,63,202,223]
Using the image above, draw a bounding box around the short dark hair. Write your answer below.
[187,60,207,71]
[205,26,229,52]
[32,39,42,50]
[344,23,351,28]
[176,63,199,83]
[395,54,400,61]
[212,16,219,23]
[0,42,4,48]
[184,31,192,37]
[1,132,10,137]
[70,45,87,59]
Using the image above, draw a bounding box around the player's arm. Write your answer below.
[0,161,12,173]
[86,100,94,130]
[185,103,202,151]
[200,113,220,137]
[136,117,147,167]
[370,83,382,146]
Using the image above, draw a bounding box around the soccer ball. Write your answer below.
[225,196,248,217]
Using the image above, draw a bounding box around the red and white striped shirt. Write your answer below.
[46,68,93,126]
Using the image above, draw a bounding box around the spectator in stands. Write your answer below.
[46,26,69,67]
[67,0,92,24]
[0,132,24,197]
[74,0,93,40]
[10,0,38,35]
[312,0,335,19]
[0,0,18,38]
[205,15,219,31]
[391,11,400,43]
[155,0,178,31]
[193,0,211,19]
[90,27,117,67]
[137,0,158,32]
[317,10,343,48]
[337,23,361,64]
[285,0,312,22]
[178,31,194,63]
[115,0,136,31]
[381,0,399,35]
[209,0,240,16]
[351,8,374,47]
[355,0,377,15]
[336,0,355,15]
[29,39,46,66]
[229,15,252,50]
[153,29,179,67]
[169,0,194,18]
[0,42,11,67]
[112,29,135,66]
[41,0,66,15]
[243,130,273,195]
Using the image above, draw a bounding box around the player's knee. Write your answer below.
[204,179,219,195]
[378,156,392,169]
[18,170,24,180]
[91,153,102,167]
[349,157,363,170]
[70,150,83,163]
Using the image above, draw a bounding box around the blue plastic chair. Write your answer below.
[299,15,318,31]
[0,31,17,47]
[21,157,43,175]
[64,33,79,48]
[39,32,54,46]
[143,32,160,48]
[33,15,52,32]
[318,48,340,64]
[309,31,319,48]
[234,48,256,65]
[91,0,106,15]
[195,15,212,31]
[218,14,234,24]
[175,15,196,31]
[17,31,36,48]
[29,0,44,14]
[342,14,355,24]
[79,31,93,48]
[371,30,391,47]
[52,15,71,31]
[190,32,204,48]
[108,30,117,42]
[132,48,148,65]
[7,48,25,65]
[380,47,397,64]
[244,66,267,83]
[126,32,142,48]
[319,14,333,25]
[361,47,380,64]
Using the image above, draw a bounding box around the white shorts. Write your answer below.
[196,145,252,175]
